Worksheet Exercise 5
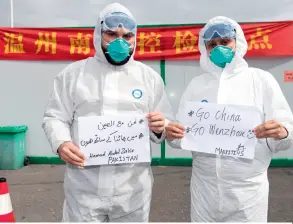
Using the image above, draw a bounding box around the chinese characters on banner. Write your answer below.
[0,21,293,60]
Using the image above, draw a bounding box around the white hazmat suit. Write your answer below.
[42,3,172,222]
[168,16,293,222]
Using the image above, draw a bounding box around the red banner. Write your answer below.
[0,21,292,61]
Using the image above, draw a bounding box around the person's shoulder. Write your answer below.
[188,72,212,86]
[56,58,88,80]
[194,72,211,79]
[248,67,269,75]
[133,61,161,79]
[248,67,277,84]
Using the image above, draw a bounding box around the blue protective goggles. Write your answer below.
[102,12,137,33]
[203,23,236,43]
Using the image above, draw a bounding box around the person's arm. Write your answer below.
[148,71,174,144]
[42,68,74,155]
[166,78,197,149]
[259,71,293,153]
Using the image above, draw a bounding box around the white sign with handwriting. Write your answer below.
[77,115,151,166]
[178,102,262,160]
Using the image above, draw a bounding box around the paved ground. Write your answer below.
[1,165,293,222]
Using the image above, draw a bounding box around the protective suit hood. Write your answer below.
[93,3,137,67]
[198,16,248,75]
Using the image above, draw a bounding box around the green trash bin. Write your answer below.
[0,125,29,170]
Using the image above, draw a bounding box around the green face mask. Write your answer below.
[106,38,130,62]
[209,45,235,68]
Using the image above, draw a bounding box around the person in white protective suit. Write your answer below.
[42,3,173,222]
[165,16,293,222]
